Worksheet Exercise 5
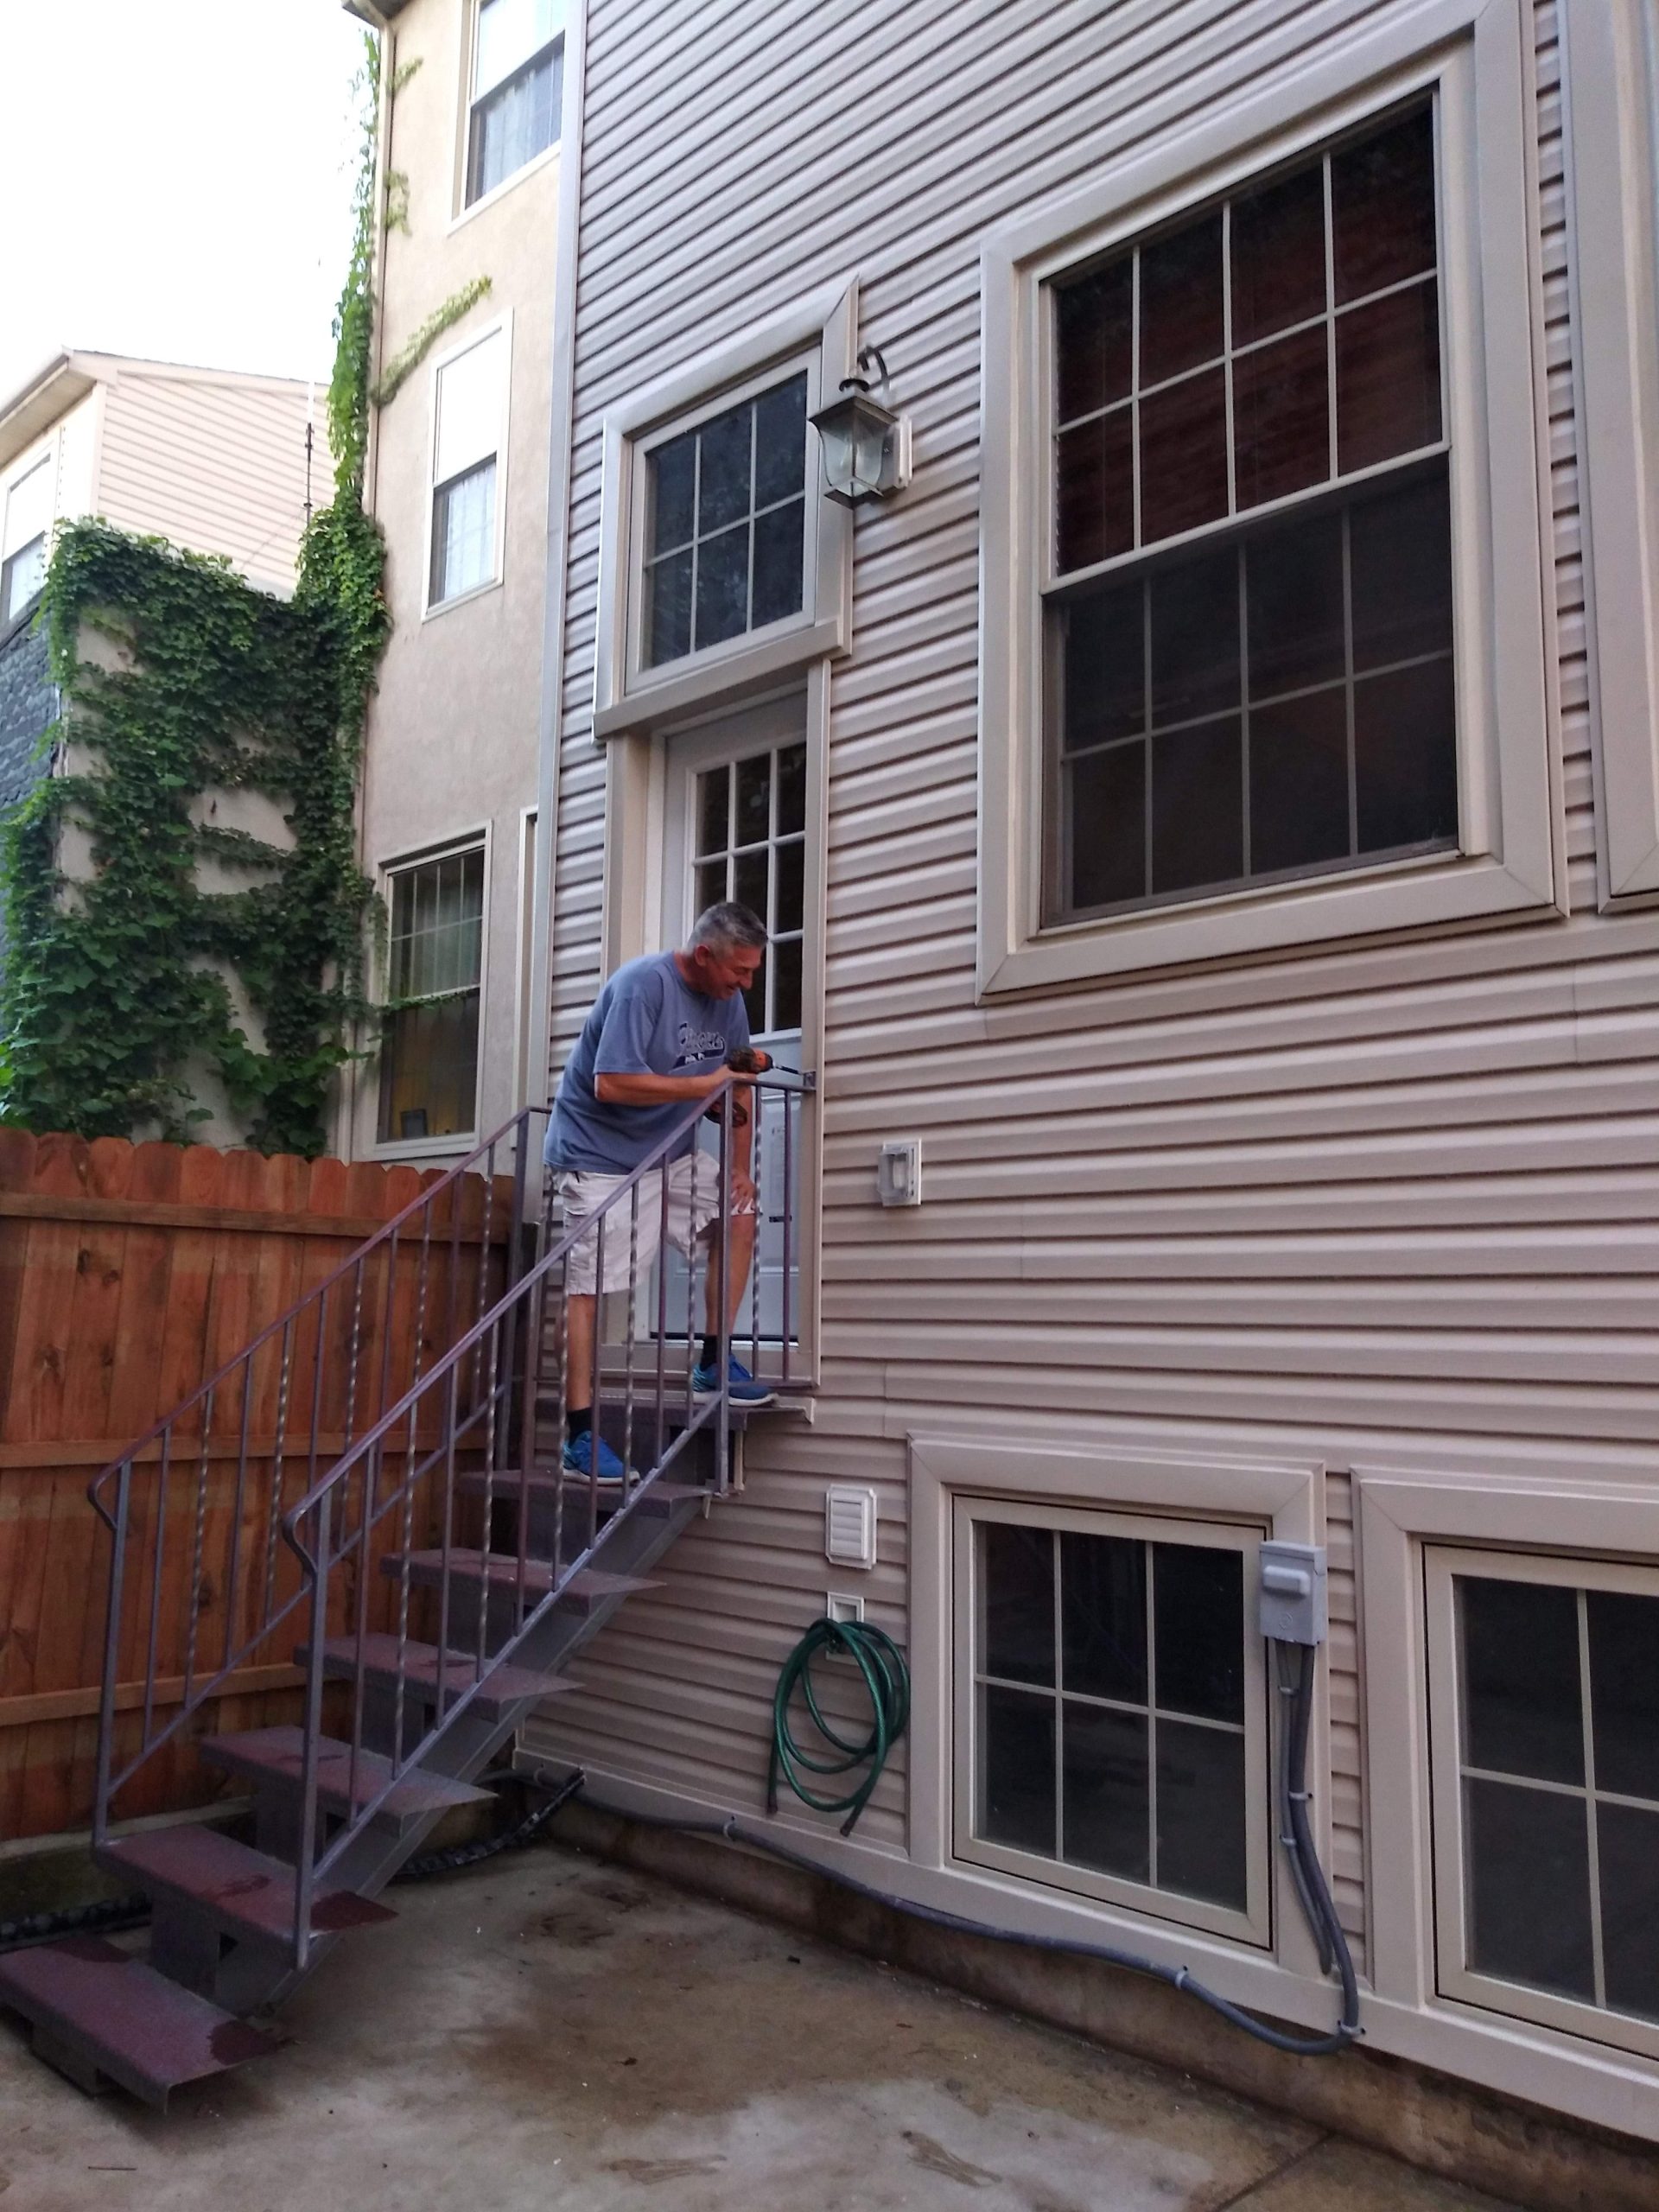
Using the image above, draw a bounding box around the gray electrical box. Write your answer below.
[1258,1541,1328,1645]
[876,1137,922,1207]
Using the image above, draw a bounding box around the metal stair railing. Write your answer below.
[86,1106,550,1850]
[275,1070,809,1968]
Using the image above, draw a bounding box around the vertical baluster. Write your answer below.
[589,1210,606,1554]
[513,1259,544,1637]
[347,1443,375,1810]
[474,1143,498,1439]
[716,1093,732,1497]
[435,1366,460,1726]
[143,1429,172,1750]
[477,1314,501,1682]
[622,1185,639,1495]
[781,1088,795,1388]
[749,1082,764,1378]
[92,1462,132,1850]
[552,1250,569,1598]
[294,1491,333,1974]
[183,1386,214,1707]
[223,1356,254,1678]
[683,1146,696,1432]
[264,1319,295,1622]
[654,1166,669,1477]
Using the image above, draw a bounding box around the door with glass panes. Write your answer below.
[661,694,806,1351]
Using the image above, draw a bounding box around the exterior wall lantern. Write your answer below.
[810,347,912,507]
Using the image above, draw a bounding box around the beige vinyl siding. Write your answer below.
[95,371,311,592]
[529,0,1656,1992]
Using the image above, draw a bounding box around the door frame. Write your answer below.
[597,664,828,1383]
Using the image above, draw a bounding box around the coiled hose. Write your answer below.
[766,1616,910,1836]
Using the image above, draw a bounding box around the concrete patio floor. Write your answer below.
[0,1839,1523,2212]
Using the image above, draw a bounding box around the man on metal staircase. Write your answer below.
[544,900,778,1484]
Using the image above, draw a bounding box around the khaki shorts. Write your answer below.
[557,1153,754,1296]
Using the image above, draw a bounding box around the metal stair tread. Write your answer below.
[96,1826,395,1946]
[197,1726,493,1825]
[378,1549,661,1603]
[0,1936,279,2106]
[457,1468,709,1516]
[298,1632,574,1718]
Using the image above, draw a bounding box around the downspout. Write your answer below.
[525,0,592,1143]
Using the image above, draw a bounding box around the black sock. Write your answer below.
[567,1406,593,1440]
[699,1335,720,1370]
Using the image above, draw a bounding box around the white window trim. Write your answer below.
[910,1431,1341,2015]
[626,357,820,703]
[591,280,857,741]
[457,0,564,219]
[976,0,1560,997]
[1424,1543,1659,2064]
[371,823,493,1159]
[952,1492,1273,1948]
[1563,1,1659,906]
[422,311,513,621]
[1357,1465,1659,2136]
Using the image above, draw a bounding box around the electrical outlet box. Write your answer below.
[876,1136,922,1207]
[825,1484,878,1569]
[825,1592,866,1625]
[1258,1541,1328,1645]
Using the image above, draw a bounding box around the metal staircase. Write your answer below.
[0,1076,807,2106]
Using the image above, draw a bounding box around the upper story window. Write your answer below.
[2,454,53,629]
[467,0,563,207]
[429,327,506,610]
[640,372,809,670]
[1047,105,1453,925]
[378,840,486,1145]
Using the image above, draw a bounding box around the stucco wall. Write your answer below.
[338,0,560,1165]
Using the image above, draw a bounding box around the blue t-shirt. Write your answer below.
[545,951,752,1173]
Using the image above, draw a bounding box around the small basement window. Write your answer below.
[378,841,486,1145]
[953,1498,1269,1944]
[1427,1548,1659,2060]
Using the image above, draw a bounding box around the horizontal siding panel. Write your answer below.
[540,0,1637,1997]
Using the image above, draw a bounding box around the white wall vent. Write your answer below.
[824,1485,878,1570]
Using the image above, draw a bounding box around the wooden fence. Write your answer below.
[0,1129,513,1848]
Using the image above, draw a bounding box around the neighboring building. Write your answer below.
[335,0,563,1164]
[0,349,313,944]
[505,0,1659,2160]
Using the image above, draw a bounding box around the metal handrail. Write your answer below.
[86,1105,550,1523]
[86,1058,810,1971]
[270,1067,809,1965]
[87,1104,550,1844]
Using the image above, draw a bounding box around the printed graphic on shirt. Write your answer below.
[676,1020,729,1066]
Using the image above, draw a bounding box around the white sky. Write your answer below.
[1,2,368,405]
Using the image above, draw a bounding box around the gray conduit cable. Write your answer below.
[537,1636,1363,2063]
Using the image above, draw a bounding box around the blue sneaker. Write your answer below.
[690,1354,776,1407]
[561,1428,628,1486]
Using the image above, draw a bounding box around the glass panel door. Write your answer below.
[660,696,807,1351]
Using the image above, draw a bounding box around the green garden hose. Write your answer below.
[767,1617,910,1835]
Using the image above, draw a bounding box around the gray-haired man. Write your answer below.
[543,902,776,1483]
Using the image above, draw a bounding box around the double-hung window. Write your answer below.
[1047,105,1453,924]
[378,842,486,1145]
[955,1498,1270,1945]
[2,455,52,630]
[429,327,506,609]
[467,0,563,207]
[980,7,1556,994]
[1427,1549,1659,2061]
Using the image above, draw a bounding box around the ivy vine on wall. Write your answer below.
[0,31,391,1156]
